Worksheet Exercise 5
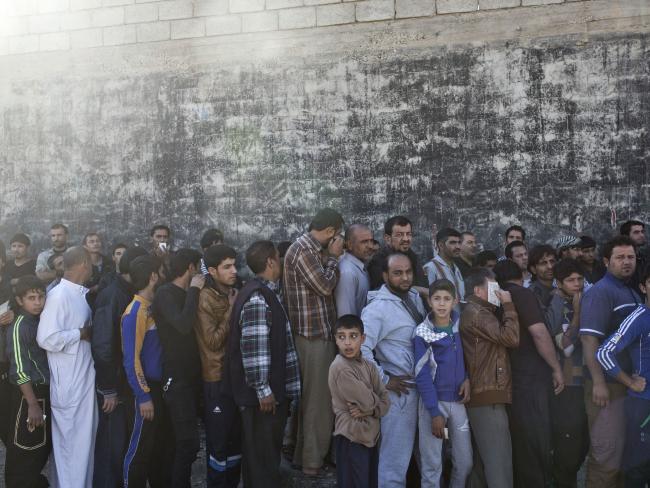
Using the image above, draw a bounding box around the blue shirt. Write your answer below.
[597,305,650,400]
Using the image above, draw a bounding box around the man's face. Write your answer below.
[10,242,28,260]
[428,290,455,323]
[460,235,477,259]
[385,224,412,253]
[506,230,524,245]
[484,259,497,271]
[209,257,238,288]
[16,289,46,316]
[558,272,584,297]
[605,245,636,280]
[640,277,650,301]
[531,253,557,282]
[580,246,596,266]
[439,236,461,260]
[112,247,126,267]
[269,251,282,282]
[84,235,102,254]
[82,259,93,282]
[50,228,67,250]
[347,228,375,263]
[629,225,646,247]
[383,255,413,293]
[152,229,170,246]
[510,245,528,272]
[563,246,582,260]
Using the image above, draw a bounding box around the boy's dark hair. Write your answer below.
[505,225,526,241]
[504,240,526,259]
[620,220,644,236]
[130,255,162,291]
[553,258,584,283]
[494,259,523,284]
[10,233,31,247]
[203,244,236,269]
[384,216,411,236]
[435,227,461,245]
[14,276,45,298]
[308,209,344,232]
[381,252,410,273]
[465,268,495,295]
[476,250,497,267]
[112,243,128,255]
[200,229,224,250]
[118,246,148,275]
[168,248,202,280]
[429,278,456,298]
[51,223,68,234]
[528,244,557,269]
[150,224,171,237]
[579,235,597,249]
[334,314,364,335]
[82,232,100,246]
[277,241,291,259]
[602,235,636,261]
[246,240,277,275]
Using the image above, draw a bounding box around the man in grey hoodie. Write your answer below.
[360,252,427,488]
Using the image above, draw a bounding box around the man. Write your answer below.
[505,240,531,287]
[227,240,301,487]
[5,233,36,285]
[460,267,519,488]
[97,242,128,293]
[505,225,526,246]
[579,236,606,284]
[556,235,583,260]
[195,244,241,487]
[84,233,114,309]
[366,216,428,294]
[528,244,558,309]
[455,231,477,278]
[476,250,498,270]
[36,246,98,487]
[423,227,465,302]
[45,253,65,293]
[150,224,172,256]
[200,228,224,251]
[335,224,373,317]
[91,246,148,488]
[580,235,642,487]
[360,253,427,488]
[152,248,205,487]
[620,220,647,290]
[495,259,565,488]
[283,208,343,476]
[36,223,69,284]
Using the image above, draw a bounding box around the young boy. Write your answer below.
[414,279,472,488]
[328,314,390,488]
[5,276,50,488]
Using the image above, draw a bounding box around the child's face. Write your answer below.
[335,327,365,359]
[558,272,584,297]
[16,289,46,316]
[428,290,455,322]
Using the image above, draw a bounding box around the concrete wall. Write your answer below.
[0,0,648,255]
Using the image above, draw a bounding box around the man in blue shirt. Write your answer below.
[580,236,642,487]
[597,263,650,487]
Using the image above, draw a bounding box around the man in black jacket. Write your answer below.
[153,248,205,488]
[91,246,147,488]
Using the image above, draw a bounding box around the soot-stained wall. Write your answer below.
[1,31,649,256]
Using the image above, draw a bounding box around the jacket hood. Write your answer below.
[367,284,419,304]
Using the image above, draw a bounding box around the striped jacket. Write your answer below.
[6,312,50,386]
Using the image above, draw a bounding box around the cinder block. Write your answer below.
[136,20,170,41]
[242,11,278,32]
[522,0,562,5]
[70,0,102,10]
[125,3,158,23]
[103,0,134,6]
[194,0,228,16]
[279,6,316,29]
[70,27,103,46]
[205,15,241,35]
[9,34,39,54]
[305,0,339,5]
[479,0,519,8]
[103,23,136,44]
[316,3,354,26]
[436,0,477,13]
[0,38,9,57]
[38,0,70,14]
[7,0,39,17]
[396,0,434,18]
[267,0,303,9]
[61,10,93,30]
[3,17,30,37]
[171,17,205,38]
[229,0,265,13]
[39,31,70,50]
[159,1,193,20]
[356,0,394,22]
[29,14,61,34]
[91,7,125,27]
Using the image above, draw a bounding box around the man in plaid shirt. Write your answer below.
[283,208,345,476]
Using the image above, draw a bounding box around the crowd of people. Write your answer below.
[0,212,648,488]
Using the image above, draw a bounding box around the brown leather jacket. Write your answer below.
[460,295,520,407]
[195,286,233,382]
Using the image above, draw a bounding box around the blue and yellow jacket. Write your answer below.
[7,311,49,386]
[121,295,162,405]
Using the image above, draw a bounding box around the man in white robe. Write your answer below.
[37,246,98,488]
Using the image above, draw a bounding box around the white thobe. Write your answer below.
[37,278,98,488]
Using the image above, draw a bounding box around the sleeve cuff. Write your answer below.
[427,405,441,418]
[256,385,273,399]
[136,393,152,405]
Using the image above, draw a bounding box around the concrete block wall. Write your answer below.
[0,0,594,55]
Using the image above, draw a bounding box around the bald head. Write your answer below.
[63,246,92,285]
[344,223,374,262]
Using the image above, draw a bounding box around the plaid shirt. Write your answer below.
[283,233,339,340]
[240,279,301,400]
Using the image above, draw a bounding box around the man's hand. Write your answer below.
[102,395,119,414]
[592,381,610,407]
[0,310,15,326]
[139,400,154,421]
[572,291,582,313]
[431,415,445,439]
[630,374,647,393]
[459,379,471,404]
[494,290,512,304]
[228,289,237,306]
[27,402,45,431]
[190,274,206,290]
[259,393,276,414]
[327,236,344,258]
[79,327,92,341]
[386,375,411,396]
[552,368,565,395]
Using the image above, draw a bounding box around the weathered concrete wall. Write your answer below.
[0,0,649,256]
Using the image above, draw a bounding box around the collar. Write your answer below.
[60,278,89,295]
[603,271,632,288]
[133,294,152,307]
[342,252,366,271]
[341,353,363,363]
[258,277,280,292]
[433,254,456,270]
[303,233,324,253]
